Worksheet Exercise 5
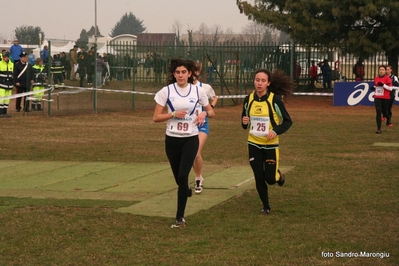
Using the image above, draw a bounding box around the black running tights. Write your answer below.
[165,135,199,220]
[248,145,279,209]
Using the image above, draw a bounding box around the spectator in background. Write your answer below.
[309,60,318,91]
[132,56,138,76]
[320,59,332,90]
[40,45,49,66]
[51,54,64,89]
[10,39,23,64]
[69,45,78,80]
[0,49,6,61]
[353,59,365,81]
[0,52,14,117]
[115,55,124,81]
[28,50,36,65]
[103,56,111,85]
[206,56,216,83]
[77,47,88,85]
[385,65,398,126]
[102,53,110,83]
[146,48,152,58]
[13,52,32,112]
[96,54,105,86]
[77,46,88,61]
[334,60,340,72]
[243,56,253,82]
[124,53,132,80]
[294,61,301,82]
[60,52,70,80]
[186,51,194,61]
[153,53,164,83]
[144,54,152,78]
[103,53,114,81]
[86,50,95,85]
[31,58,47,111]
[77,52,87,87]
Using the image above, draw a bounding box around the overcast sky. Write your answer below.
[1,0,251,41]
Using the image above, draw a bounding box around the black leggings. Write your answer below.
[388,96,395,120]
[165,135,199,220]
[248,144,280,209]
[15,86,28,110]
[374,98,390,129]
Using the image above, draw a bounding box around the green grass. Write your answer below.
[0,96,398,265]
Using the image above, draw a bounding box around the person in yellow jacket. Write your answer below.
[0,52,14,118]
[241,68,295,215]
[31,58,47,111]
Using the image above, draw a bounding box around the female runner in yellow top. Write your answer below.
[241,68,295,215]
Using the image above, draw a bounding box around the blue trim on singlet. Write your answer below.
[165,83,199,116]
[189,85,200,116]
[197,82,209,124]
[173,83,192,97]
[166,85,174,111]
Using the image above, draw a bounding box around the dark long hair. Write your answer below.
[254,68,295,96]
[166,58,198,85]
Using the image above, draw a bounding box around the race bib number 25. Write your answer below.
[250,116,270,137]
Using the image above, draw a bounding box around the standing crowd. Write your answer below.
[0,40,115,117]
[0,38,50,116]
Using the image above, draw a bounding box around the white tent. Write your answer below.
[48,40,76,55]
[97,44,116,55]
[33,40,77,56]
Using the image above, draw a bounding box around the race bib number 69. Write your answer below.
[169,117,194,134]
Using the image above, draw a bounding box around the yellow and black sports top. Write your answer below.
[241,91,292,148]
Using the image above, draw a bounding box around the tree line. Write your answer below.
[14,3,398,74]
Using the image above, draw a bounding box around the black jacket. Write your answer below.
[13,61,32,88]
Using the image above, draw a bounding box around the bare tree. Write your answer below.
[196,23,210,42]
[210,24,223,45]
[187,29,193,47]
[170,20,184,44]
[225,28,235,35]
[240,22,279,44]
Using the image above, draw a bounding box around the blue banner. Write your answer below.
[333,82,399,106]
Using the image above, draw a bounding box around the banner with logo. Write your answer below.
[333,82,399,106]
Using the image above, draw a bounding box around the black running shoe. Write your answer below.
[260,206,271,215]
[188,187,192,197]
[277,170,285,186]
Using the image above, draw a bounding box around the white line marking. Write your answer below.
[230,177,254,189]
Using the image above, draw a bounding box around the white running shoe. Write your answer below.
[171,218,186,228]
[195,176,204,194]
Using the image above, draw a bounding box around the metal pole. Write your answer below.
[290,41,294,79]
[93,0,98,113]
[48,41,52,116]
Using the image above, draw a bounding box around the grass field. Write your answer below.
[0,95,398,265]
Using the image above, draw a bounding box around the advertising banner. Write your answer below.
[333,82,399,106]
